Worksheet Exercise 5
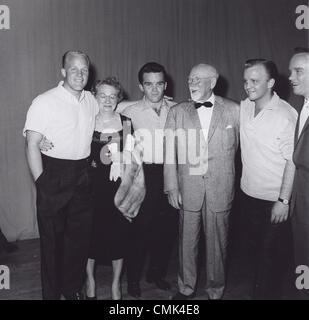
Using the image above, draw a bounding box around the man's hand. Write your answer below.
[39,136,54,152]
[271,201,289,224]
[167,189,182,209]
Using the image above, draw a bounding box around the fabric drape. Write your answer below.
[0,0,307,240]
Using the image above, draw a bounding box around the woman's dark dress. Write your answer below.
[88,115,132,264]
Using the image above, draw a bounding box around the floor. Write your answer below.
[0,197,300,300]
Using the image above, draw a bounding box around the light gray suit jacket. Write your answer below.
[164,96,240,212]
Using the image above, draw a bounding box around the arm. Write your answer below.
[166,189,182,210]
[164,108,182,209]
[117,100,139,114]
[271,160,295,223]
[271,114,297,223]
[25,130,44,181]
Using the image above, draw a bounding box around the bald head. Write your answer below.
[62,51,90,69]
[292,52,309,64]
[190,64,219,79]
[188,63,219,102]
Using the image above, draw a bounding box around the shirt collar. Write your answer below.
[263,92,280,110]
[243,92,280,111]
[57,81,86,102]
[207,93,215,106]
[194,93,215,106]
[141,96,169,111]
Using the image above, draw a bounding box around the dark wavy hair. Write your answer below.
[138,62,167,84]
[92,77,124,102]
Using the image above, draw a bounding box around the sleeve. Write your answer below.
[23,96,50,137]
[278,113,297,161]
[163,107,179,193]
[120,107,130,118]
[117,101,139,115]
[93,96,99,115]
[87,139,96,164]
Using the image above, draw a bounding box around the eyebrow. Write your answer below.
[143,81,165,84]
[69,66,88,70]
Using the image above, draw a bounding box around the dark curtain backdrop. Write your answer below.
[0,0,307,240]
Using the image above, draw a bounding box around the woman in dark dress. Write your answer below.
[85,77,134,300]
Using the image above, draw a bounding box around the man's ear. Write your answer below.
[139,83,144,93]
[268,78,275,90]
[210,77,217,90]
[61,68,66,78]
[164,82,167,91]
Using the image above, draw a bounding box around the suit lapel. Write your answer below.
[294,114,300,149]
[208,96,224,143]
[295,112,309,150]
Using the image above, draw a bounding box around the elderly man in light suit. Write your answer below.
[164,63,239,300]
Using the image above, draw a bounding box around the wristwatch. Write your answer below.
[278,197,290,205]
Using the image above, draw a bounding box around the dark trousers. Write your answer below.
[0,228,9,248]
[242,192,291,299]
[36,155,93,300]
[126,164,178,283]
[291,209,309,300]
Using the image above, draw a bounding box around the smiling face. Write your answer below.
[139,72,166,103]
[61,54,89,96]
[289,53,309,99]
[188,64,218,102]
[243,64,274,102]
[96,84,119,112]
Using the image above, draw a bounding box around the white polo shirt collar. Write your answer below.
[57,81,86,103]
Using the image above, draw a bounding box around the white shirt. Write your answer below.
[298,99,309,138]
[122,98,176,164]
[23,81,99,160]
[196,94,215,141]
[240,92,297,201]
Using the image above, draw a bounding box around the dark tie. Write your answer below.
[194,101,213,109]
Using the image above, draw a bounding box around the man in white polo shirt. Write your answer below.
[24,51,98,300]
[240,59,297,299]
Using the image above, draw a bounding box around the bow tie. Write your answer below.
[194,101,213,109]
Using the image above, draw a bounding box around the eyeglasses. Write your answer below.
[187,76,213,85]
[97,94,118,101]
